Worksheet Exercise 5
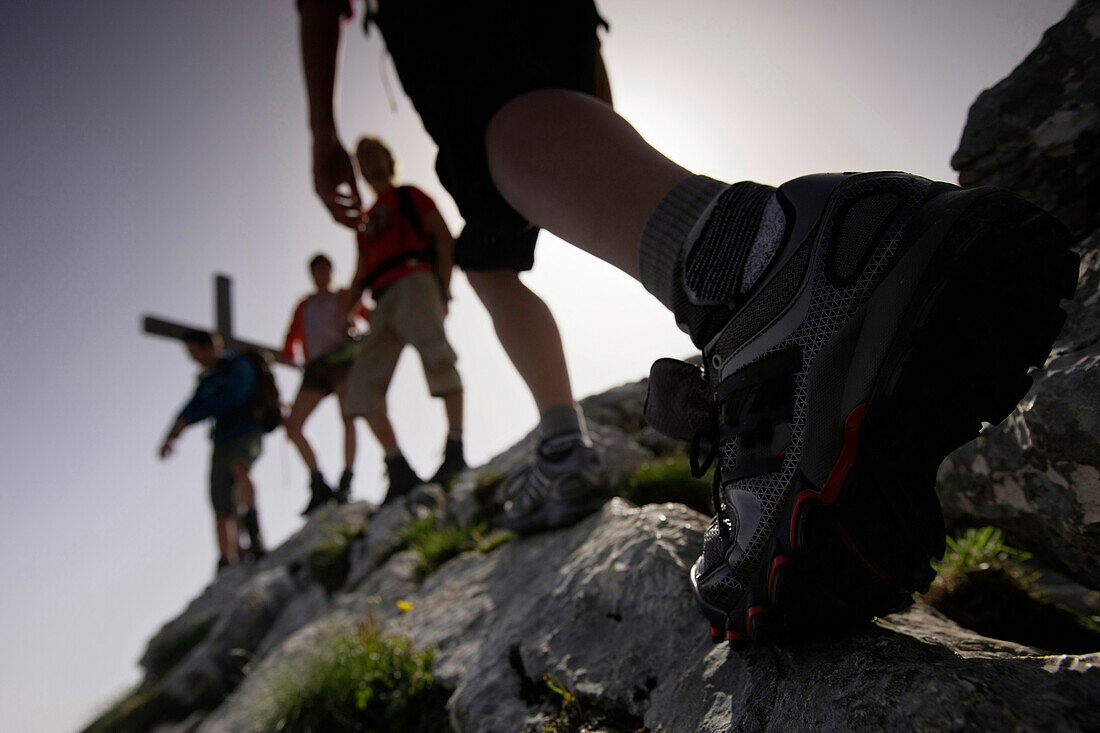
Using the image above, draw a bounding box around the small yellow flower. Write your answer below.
[396,600,414,612]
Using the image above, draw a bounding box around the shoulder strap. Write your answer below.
[396,185,430,244]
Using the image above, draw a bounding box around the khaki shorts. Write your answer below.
[342,271,462,417]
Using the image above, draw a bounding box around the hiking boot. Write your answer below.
[301,471,336,516]
[382,454,422,506]
[429,437,467,486]
[644,172,1078,644]
[334,468,354,504]
[503,433,610,534]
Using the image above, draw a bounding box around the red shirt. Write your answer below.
[356,186,436,292]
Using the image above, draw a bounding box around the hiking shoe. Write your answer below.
[382,454,422,506]
[503,433,610,534]
[334,468,354,504]
[429,437,467,486]
[301,472,336,516]
[644,172,1078,644]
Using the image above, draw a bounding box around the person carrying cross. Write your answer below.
[159,329,267,574]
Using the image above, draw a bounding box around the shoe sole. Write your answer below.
[694,185,1079,644]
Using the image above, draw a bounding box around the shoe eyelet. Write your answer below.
[710,354,722,370]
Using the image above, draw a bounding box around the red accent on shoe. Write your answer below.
[790,403,866,548]
[768,555,790,600]
[746,605,767,635]
[710,625,725,641]
[726,629,747,642]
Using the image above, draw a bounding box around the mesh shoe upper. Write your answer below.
[696,173,935,609]
[503,433,609,534]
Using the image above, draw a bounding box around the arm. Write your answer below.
[299,0,362,228]
[282,301,306,365]
[159,418,190,459]
[423,209,455,300]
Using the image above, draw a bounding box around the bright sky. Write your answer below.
[0,1,1073,730]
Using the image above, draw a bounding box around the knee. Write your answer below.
[486,90,559,173]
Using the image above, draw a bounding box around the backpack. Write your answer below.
[241,350,282,433]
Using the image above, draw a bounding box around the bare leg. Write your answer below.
[442,389,463,439]
[336,387,357,470]
[485,90,691,280]
[466,269,574,413]
[216,515,239,562]
[231,462,265,551]
[285,387,326,473]
[363,410,401,457]
[232,461,257,508]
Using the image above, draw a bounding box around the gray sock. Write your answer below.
[639,175,788,345]
[539,403,587,441]
[639,175,728,311]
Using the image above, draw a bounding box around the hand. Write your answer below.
[312,132,363,229]
[159,439,174,460]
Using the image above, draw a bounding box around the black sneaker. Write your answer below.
[503,433,610,535]
[301,471,336,516]
[429,437,467,486]
[645,173,1078,644]
[382,454,422,506]
[335,468,354,504]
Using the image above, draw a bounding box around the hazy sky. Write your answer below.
[0,1,1073,730]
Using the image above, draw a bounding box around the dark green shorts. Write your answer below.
[209,432,262,517]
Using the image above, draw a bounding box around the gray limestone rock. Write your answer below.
[938,234,1100,587]
[951,0,1100,236]
[155,567,298,711]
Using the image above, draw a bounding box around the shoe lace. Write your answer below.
[692,346,802,543]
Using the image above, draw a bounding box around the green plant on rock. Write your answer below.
[82,685,186,733]
[306,519,366,593]
[933,526,1039,591]
[541,675,581,733]
[394,514,512,577]
[613,454,713,515]
[249,619,450,733]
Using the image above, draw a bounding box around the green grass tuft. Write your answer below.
[390,515,512,577]
[248,620,451,733]
[613,454,713,515]
[934,526,1039,590]
[82,685,186,733]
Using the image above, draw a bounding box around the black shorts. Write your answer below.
[372,0,606,272]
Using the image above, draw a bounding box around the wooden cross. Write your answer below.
[143,273,293,365]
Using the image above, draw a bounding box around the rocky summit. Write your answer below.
[85,4,1100,732]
